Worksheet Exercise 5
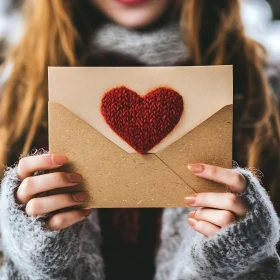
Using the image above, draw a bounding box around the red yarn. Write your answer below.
[101,86,184,154]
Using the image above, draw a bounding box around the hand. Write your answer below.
[16,154,91,231]
[185,163,248,237]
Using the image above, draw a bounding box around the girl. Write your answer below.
[0,0,280,279]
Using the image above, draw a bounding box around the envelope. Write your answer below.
[48,66,233,208]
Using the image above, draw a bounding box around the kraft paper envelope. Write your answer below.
[48,66,233,208]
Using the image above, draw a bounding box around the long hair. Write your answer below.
[1,0,280,212]
[182,0,280,213]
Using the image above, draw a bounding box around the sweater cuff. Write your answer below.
[0,166,83,279]
[191,167,280,279]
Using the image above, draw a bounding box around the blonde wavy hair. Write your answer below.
[1,0,280,212]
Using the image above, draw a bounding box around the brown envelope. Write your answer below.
[48,66,233,208]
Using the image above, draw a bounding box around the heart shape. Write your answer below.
[101,86,184,154]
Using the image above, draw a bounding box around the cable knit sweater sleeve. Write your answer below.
[0,166,104,280]
[155,168,280,280]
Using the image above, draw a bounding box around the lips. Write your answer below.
[114,0,149,5]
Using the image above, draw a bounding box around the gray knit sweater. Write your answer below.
[0,165,280,280]
[1,20,280,280]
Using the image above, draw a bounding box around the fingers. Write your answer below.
[185,192,247,217]
[187,163,247,193]
[188,217,220,237]
[47,208,92,231]
[17,172,83,204]
[186,163,248,236]
[25,192,89,216]
[189,208,236,227]
[17,154,69,180]
[15,154,91,231]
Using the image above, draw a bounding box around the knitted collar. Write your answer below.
[90,20,190,66]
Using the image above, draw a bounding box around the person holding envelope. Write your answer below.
[0,0,280,279]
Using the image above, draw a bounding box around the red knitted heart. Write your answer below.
[101,86,184,154]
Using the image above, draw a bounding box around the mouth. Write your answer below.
[114,0,149,6]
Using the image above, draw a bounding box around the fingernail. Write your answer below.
[188,218,197,227]
[66,173,83,183]
[184,194,197,205]
[72,192,88,202]
[188,210,196,219]
[52,155,68,166]
[188,163,205,174]
[82,208,91,217]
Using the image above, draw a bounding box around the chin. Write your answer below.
[112,13,162,29]
[91,0,171,30]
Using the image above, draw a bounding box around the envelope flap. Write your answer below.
[156,104,233,193]
[48,66,233,153]
[48,101,198,207]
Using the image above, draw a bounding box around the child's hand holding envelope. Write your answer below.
[48,66,233,208]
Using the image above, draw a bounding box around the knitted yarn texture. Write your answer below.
[101,86,184,154]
